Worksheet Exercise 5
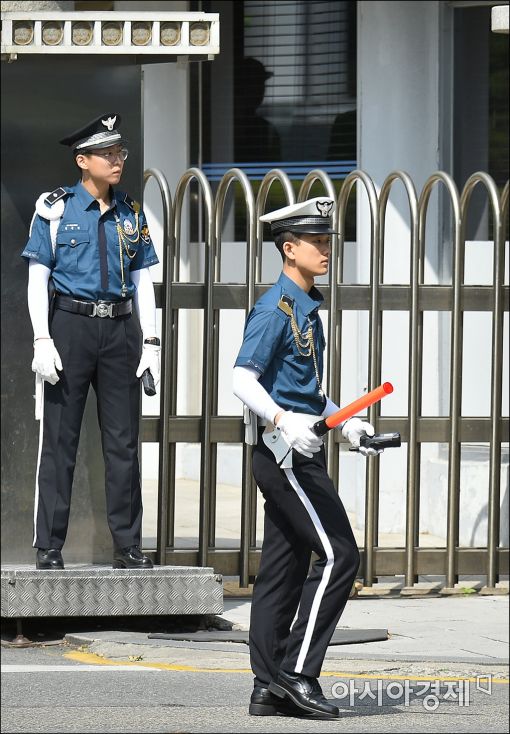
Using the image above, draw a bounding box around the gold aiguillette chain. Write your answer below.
[115,211,139,297]
[278,297,324,397]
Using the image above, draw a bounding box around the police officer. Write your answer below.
[233,198,382,718]
[21,113,160,571]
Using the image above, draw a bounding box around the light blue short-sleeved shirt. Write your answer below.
[235,272,326,415]
[21,182,159,301]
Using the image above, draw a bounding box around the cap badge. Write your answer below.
[101,115,117,131]
[316,200,333,217]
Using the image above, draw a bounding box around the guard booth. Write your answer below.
[0,9,223,620]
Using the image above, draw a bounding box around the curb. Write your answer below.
[63,633,510,668]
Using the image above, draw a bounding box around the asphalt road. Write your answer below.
[1,642,508,733]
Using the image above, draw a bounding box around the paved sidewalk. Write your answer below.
[64,594,509,676]
[141,479,448,549]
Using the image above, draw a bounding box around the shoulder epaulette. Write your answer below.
[278,294,294,317]
[44,187,68,207]
[122,193,141,214]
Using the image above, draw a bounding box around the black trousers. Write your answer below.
[250,429,360,684]
[33,308,143,550]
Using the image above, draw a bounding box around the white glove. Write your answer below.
[32,338,62,385]
[277,411,323,458]
[341,417,382,457]
[136,343,161,387]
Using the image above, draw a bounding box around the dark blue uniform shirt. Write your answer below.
[21,182,159,301]
[235,272,327,416]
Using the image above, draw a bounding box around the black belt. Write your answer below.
[55,294,133,319]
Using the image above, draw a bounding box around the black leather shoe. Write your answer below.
[269,670,339,718]
[249,686,307,717]
[249,686,280,716]
[36,548,64,570]
[112,545,153,569]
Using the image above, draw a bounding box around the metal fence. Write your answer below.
[140,167,509,590]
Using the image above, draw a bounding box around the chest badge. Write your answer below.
[123,219,134,235]
[141,224,151,244]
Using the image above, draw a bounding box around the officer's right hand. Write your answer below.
[276,411,323,458]
[32,338,63,385]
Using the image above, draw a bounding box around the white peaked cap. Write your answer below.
[259,197,338,235]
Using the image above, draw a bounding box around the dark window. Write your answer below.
[454,5,509,240]
[234,0,357,169]
[489,29,509,191]
[190,0,357,241]
[190,2,358,170]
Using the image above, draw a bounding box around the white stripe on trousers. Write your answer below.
[32,380,45,547]
[284,467,335,674]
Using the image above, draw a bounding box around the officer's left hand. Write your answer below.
[32,338,63,385]
[341,417,382,456]
[136,344,161,387]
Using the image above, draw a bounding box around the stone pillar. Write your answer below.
[1,0,143,564]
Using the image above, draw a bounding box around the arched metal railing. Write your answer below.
[141,167,509,592]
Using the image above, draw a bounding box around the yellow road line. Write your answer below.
[65,651,252,673]
[64,651,509,684]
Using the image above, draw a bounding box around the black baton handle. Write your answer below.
[141,369,156,396]
[349,432,401,452]
[312,418,329,437]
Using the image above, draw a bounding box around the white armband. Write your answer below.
[132,267,157,340]
[322,395,340,418]
[232,366,282,424]
[322,395,349,428]
[27,261,51,341]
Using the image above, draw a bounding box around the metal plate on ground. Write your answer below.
[1,565,223,618]
[147,629,388,645]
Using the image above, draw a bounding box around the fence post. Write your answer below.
[143,168,174,565]
[418,172,461,589]
[460,173,505,592]
[173,169,214,568]
[378,171,419,588]
[214,169,256,586]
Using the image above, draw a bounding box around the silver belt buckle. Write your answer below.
[92,302,113,318]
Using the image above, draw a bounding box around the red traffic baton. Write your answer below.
[312,382,394,437]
